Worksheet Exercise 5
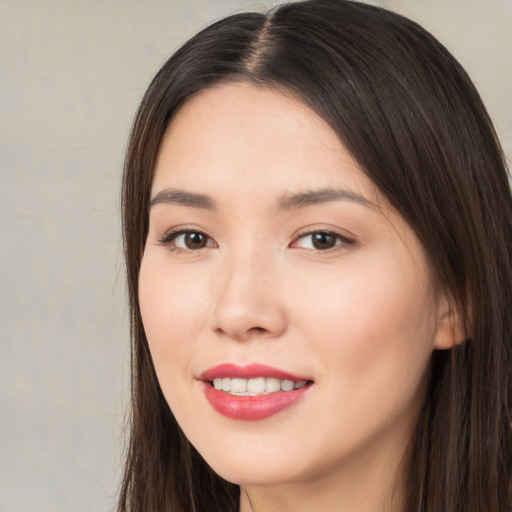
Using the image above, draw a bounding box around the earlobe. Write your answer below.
[433,297,466,350]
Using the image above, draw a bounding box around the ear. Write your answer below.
[433,296,466,350]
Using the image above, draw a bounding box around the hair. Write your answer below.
[119,1,512,510]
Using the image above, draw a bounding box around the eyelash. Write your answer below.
[157,229,355,253]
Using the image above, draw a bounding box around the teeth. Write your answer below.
[231,378,247,394]
[281,379,294,391]
[221,377,231,392]
[212,377,308,396]
[266,378,281,393]
[247,377,265,394]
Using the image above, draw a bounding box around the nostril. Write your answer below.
[214,325,270,341]
[211,296,287,341]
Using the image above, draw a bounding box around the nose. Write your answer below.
[210,250,287,342]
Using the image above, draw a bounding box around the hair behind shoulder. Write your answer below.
[119,1,512,510]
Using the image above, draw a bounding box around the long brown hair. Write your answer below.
[119,1,512,510]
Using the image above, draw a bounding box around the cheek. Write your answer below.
[285,261,436,462]
[138,253,209,381]
[290,256,436,390]
[138,253,216,432]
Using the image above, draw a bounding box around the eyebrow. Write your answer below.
[149,187,375,211]
[150,189,215,209]
[276,188,375,210]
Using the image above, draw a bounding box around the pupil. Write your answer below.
[185,232,206,249]
[312,232,336,250]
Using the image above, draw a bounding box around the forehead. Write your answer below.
[152,83,380,207]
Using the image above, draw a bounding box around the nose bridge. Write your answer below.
[212,240,286,340]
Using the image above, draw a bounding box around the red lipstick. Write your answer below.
[200,364,312,421]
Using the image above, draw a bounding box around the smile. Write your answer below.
[201,364,313,420]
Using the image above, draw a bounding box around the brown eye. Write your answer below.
[183,232,208,249]
[311,232,338,250]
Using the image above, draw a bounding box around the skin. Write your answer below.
[139,83,458,512]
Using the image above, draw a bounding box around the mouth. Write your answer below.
[200,363,314,420]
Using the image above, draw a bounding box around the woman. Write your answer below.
[118,1,512,510]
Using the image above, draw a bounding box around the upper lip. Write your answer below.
[200,363,312,382]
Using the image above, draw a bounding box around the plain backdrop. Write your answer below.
[0,1,510,511]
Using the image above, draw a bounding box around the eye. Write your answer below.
[158,230,216,251]
[293,231,353,251]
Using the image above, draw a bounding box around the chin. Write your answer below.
[209,461,297,487]
[193,437,306,487]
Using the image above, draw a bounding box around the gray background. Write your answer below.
[1,1,510,511]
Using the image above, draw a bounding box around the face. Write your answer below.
[139,84,451,495]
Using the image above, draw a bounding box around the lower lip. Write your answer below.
[203,383,310,420]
